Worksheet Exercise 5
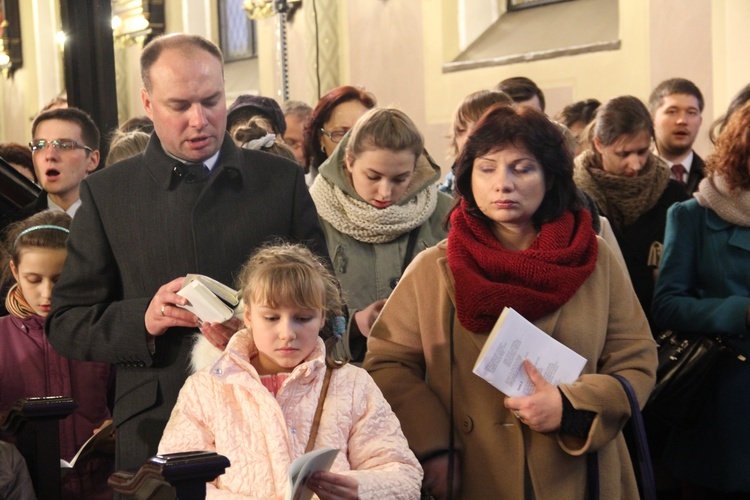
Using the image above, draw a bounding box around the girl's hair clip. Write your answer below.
[242,133,276,150]
[333,315,346,339]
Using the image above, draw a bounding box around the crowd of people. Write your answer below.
[1,31,749,500]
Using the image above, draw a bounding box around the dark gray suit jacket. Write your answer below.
[46,133,327,471]
[686,150,705,195]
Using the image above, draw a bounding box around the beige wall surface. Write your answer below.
[649,0,713,157]
[712,0,750,129]
[421,0,654,172]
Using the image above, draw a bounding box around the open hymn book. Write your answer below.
[472,307,587,397]
[286,447,339,500]
[176,274,244,324]
[60,421,114,477]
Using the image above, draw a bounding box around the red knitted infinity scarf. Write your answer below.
[447,200,598,332]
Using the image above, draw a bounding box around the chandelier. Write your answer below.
[243,0,301,21]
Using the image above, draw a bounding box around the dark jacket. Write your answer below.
[652,200,750,492]
[604,180,687,328]
[0,314,113,499]
[685,151,705,195]
[46,133,328,471]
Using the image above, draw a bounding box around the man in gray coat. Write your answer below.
[46,33,327,472]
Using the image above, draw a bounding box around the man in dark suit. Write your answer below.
[46,34,327,472]
[649,78,705,195]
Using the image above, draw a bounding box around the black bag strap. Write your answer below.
[402,227,421,275]
[588,374,657,500]
[587,451,599,499]
[447,303,456,499]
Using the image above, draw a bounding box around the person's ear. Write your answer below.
[243,303,252,329]
[344,149,354,173]
[9,260,19,283]
[141,88,154,121]
[319,132,327,153]
[86,150,101,173]
[593,136,604,155]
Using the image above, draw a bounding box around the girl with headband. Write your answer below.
[0,210,114,499]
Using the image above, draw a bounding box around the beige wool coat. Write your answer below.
[364,238,657,499]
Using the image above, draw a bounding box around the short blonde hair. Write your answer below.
[237,243,346,365]
[106,130,150,167]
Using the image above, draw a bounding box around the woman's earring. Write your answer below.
[321,144,326,153]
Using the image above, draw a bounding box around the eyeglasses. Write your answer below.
[29,139,93,154]
[320,128,349,144]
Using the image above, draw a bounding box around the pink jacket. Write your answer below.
[158,330,422,499]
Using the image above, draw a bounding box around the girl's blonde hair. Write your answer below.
[106,129,150,167]
[1,210,72,287]
[237,242,347,366]
[346,107,424,162]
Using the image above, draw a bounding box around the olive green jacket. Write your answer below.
[313,138,452,359]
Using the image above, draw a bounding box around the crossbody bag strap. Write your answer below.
[589,375,657,500]
[447,303,456,500]
[402,227,421,275]
[612,374,657,500]
[305,366,334,453]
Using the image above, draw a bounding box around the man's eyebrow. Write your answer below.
[165,92,222,105]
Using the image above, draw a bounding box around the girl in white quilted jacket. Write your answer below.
[158,243,422,499]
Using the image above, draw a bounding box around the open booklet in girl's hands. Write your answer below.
[472,307,587,397]
[286,447,340,500]
[176,274,244,324]
[60,420,115,477]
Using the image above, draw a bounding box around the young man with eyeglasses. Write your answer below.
[24,107,101,218]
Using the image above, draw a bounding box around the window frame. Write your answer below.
[217,0,258,62]
[508,0,572,12]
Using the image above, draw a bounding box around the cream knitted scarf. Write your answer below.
[694,175,750,227]
[574,150,671,231]
[310,175,438,244]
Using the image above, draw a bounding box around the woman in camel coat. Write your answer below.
[364,104,657,499]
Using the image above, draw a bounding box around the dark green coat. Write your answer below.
[652,199,750,492]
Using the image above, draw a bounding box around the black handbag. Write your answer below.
[646,330,746,429]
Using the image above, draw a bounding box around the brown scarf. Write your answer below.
[447,200,598,333]
[574,150,671,231]
[694,175,750,227]
[5,284,35,319]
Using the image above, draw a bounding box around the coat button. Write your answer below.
[461,416,474,434]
